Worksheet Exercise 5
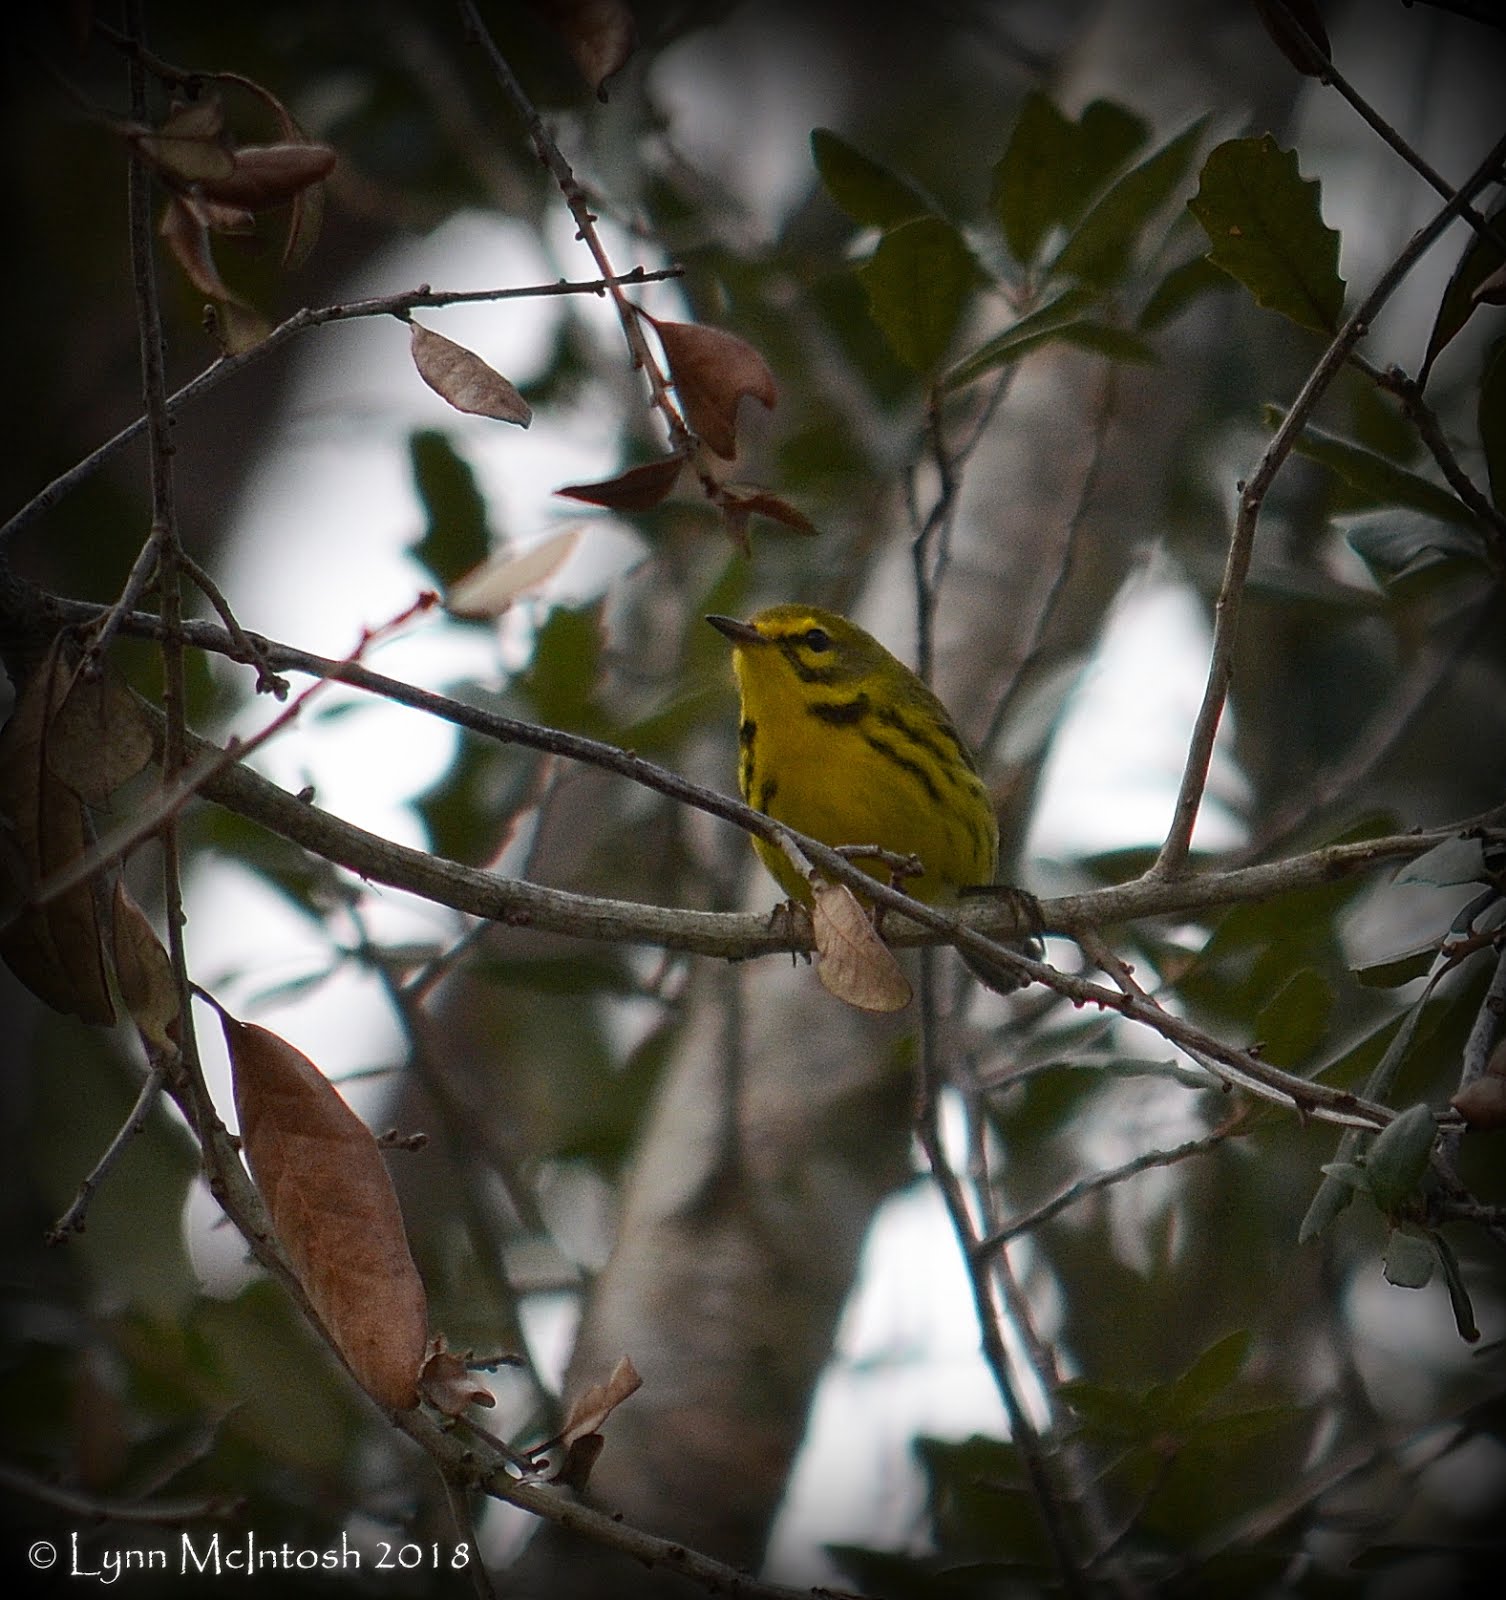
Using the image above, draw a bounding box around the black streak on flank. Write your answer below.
[807,694,870,727]
[739,717,757,749]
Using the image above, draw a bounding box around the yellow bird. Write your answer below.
[706,605,1000,906]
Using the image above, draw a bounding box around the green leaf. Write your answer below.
[1051,119,1207,288]
[857,215,982,374]
[1364,1102,1437,1212]
[811,128,929,227]
[1155,1330,1252,1426]
[990,94,1149,265]
[1254,967,1334,1068]
[1344,512,1490,589]
[517,601,606,732]
[1265,407,1477,527]
[1055,322,1160,363]
[1383,1225,1435,1289]
[1482,337,1506,512]
[942,285,1096,390]
[1394,835,1488,887]
[407,429,493,587]
[1138,254,1234,329]
[1352,945,1437,988]
[1188,135,1345,334]
[1298,1169,1358,1244]
[1432,1229,1481,1342]
[1419,197,1506,384]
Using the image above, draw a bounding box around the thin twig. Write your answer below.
[1152,125,1506,879]
[47,1063,168,1242]
[913,954,1090,1598]
[975,1111,1250,1257]
[0,1459,239,1525]
[178,550,290,695]
[455,1,691,457]
[0,269,681,549]
[1358,355,1506,556]
[1264,1,1506,261]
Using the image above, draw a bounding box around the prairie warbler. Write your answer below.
[706,605,999,905]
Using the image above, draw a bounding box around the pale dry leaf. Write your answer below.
[560,1355,643,1447]
[111,880,179,1052]
[445,527,582,620]
[811,881,913,1013]
[646,316,777,459]
[222,1011,428,1410]
[210,300,272,356]
[410,323,532,425]
[0,641,114,1026]
[130,121,235,186]
[556,455,685,511]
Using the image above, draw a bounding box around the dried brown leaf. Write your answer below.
[0,642,114,1026]
[183,194,258,235]
[647,316,777,459]
[160,197,236,303]
[410,323,533,426]
[715,485,819,537]
[418,1341,496,1418]
[197,142,337,210]
[112,880,179,1052]
[556,1432,606,1491]
[556,455,685,511]
[445,527,581,620]
[531,0,637,99]
[48,665,154,805]
[560,1355,643,1447]
[811,881,913,1013]
[223,1011,428,1410]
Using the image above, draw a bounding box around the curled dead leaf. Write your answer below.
[160,197,237,303]
[645,315,777,459]
[111,880,179,1052]
[445,527,582,620]
[418,1341,497,1418]
[0,641,114,1026]
[48,664,154,805]
[197,142,337,210]
[811,881,913,1013]
[556,455,686,511]
[410,323,532,425]
[222,1011,428,1410]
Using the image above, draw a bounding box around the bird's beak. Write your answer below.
[705,614,764,646]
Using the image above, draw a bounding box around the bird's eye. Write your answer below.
[803,627,831,652]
